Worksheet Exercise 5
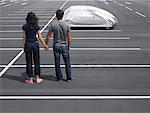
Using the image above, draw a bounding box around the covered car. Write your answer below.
[63,5,117,29]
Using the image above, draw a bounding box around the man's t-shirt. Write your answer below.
[22,24,40,42]
[48,20,70,44]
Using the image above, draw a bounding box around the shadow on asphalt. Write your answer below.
[41,74,57,81]
[1,72,57,83]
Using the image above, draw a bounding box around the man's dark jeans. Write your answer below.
[24,42,40,77]
[53,43,71,81]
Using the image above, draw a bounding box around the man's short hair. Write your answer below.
[56,9,64,20]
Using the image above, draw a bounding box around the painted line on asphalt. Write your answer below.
[0,25,26,27]
[105,2,109,5]
[21,2,27,5]
[0,38,22,40]
[8,13,52,16]
[125,1,131,5]
[0,30,122,33]
[0,48,141,51]
[135,11,146,18]
[1,96,150,100]
[3,4,12,7]
[0,20,49,23]
[0,0,69,77]
[0,25,45,27]
[0,2,6,5]
[118,3,123,6]
[0,37,130,40]
[14,10,55,13]
[13,1,23,4]
[1,64,150,68]
[113,0,117,4]
[72,30,122,32]
[20,8,57,12]
[0,16,50,19]
[125,7,133,11]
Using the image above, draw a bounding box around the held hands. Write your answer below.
[44,45,49,51]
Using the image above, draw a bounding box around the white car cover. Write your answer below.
[63,5,117,27]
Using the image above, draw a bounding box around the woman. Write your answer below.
[22,12,48,84]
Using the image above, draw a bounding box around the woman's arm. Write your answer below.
[37,31,48,48]
[22,30,26,48]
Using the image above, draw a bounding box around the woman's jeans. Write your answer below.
[24,42,40,77]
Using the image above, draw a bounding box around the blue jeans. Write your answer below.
[53,43,71,81]
[24,42,40,77]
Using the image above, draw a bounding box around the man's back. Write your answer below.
[49,20,70,44]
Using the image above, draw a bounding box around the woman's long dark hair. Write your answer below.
[26,12,39,30]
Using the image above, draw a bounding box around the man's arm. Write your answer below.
[67,32,71,49]
[45,31,52,45]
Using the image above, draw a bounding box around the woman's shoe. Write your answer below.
[36,75,43,84]
[36,78,43,84]
[25,78,33,85]
[36,77,43,84]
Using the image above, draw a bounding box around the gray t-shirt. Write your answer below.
[49,20,70,45]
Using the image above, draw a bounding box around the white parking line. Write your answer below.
[0,25,24,27]
[0,16,50,19]
[0,25,45,27]
[125,7,133,11]
[0,37,130,40]
[105,2,109,5]
[1,96,150,100]
[20,9,55,11]
[8,13,52,16]
[14,10,55,13]
[3,4,12,7]
[0,2,6,5]
[113,0,117,3]
[0,0,69,77]
[0,30,122,33]
[0,30,44,33]
[118,3,123,6]
[21,2,27,5]
[0,20,49,22]
[125,1,131,5]
[0,38,22,40]
[0,64,150,68]
[135,11,146,18]
[13,1,21,4]
[72,30,122,32]
[0,48,141,51]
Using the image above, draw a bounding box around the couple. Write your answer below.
[22,10,72,84]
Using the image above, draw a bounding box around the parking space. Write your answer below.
[12,50,150,65]
[0,51,21,64]
[1,68,150,95]
[0,68,3,72]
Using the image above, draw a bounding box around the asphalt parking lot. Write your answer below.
[0,0,150,112]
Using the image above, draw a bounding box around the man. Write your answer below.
[45,9,72,82]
